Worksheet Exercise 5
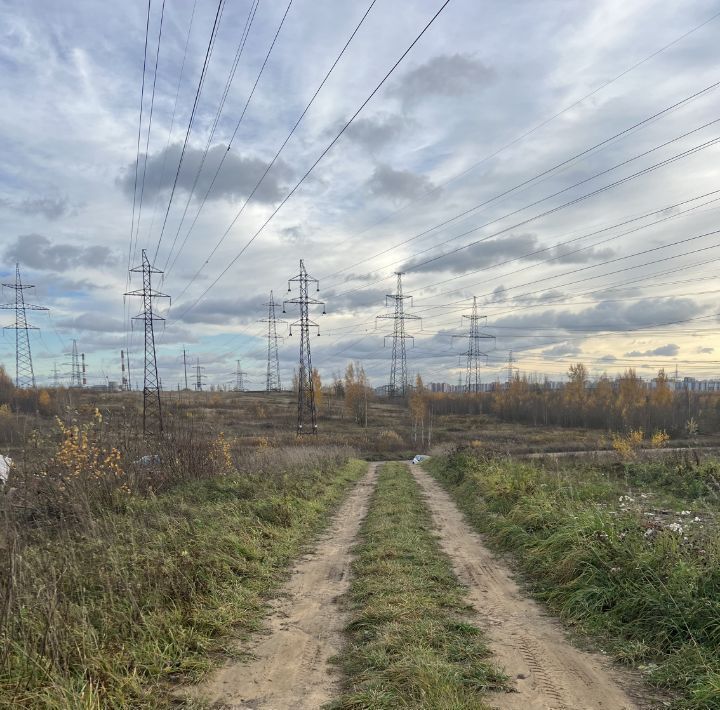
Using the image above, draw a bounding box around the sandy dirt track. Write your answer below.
[187,462,379,710]
[411,464,639,710]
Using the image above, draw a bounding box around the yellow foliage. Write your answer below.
[210,432,234,474]
[611,428,644,459]
[650,430,670,448]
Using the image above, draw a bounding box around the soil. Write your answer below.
[185,463,379,710]
[411,463,642,710]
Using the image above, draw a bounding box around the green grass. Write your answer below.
[427,452,720,709]
[0,457,367,708]
[330,462,505,709]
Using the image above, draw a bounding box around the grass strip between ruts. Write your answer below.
[330,461,506,709]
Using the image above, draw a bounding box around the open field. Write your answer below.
[3,388,720,708]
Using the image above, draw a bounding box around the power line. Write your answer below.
[168,0,379,292]
[169,0,452,325]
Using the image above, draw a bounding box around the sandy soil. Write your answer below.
[411,464,640,710]
[186,462,379,710]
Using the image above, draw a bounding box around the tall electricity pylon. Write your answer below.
[195,357,205,391]
[232,360,247,391]
[506,349,519,387]
[284,260,324,435]
[376,272,420,397]
[259,290,284,391]
[1,263,48,388]
[125,249,169,436]
[452,296,494,393]
[70,339,82,387]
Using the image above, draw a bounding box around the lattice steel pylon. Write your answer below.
[1,263,48,388]
[258,290,284,392]
[452,296,495,393]
[233,360,247,392]
[125,249,169,436]
[70,339,82,387]
[283,260,325,435]
[376,272,420,397]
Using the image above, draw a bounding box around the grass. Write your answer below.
[0,451,367,708]
[427,451,720,709]
[330,462,505,709]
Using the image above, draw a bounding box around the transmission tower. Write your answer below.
[125,249,170,435]
[452,296,494,393]
[376,272,420,397]
[259,290,284,392]
[70,340,82,387]
[195,358,205,391]
[0,263,48,388]
[232,360,247,392]
[283,260,325,435]
[506,349,519,387]
[52,362,60,388]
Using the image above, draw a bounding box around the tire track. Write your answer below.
[185,463,380,710]
[411,464,639,710]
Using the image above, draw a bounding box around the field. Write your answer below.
[2,386,720,708]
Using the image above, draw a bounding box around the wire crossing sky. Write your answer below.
[1,0,719,388]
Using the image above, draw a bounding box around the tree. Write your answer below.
[311,368,324,415]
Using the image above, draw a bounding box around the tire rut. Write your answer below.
[185,463,380,710]
[411,464,639,710]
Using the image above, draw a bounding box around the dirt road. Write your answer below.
[187,463,379,710]
[411,464,639,710]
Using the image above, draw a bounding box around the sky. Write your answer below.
[1,0,719,389]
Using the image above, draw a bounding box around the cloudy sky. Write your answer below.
[1,0,719,389]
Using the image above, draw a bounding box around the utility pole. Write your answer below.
[125,249,170,436]
[194,357,205,391]
[283,260,325,435]
[376,272,420,397]
[259,290,284,392]
[121,349,128,391]
[52,362,60,388]
[0,263,48,388]
[182,347,189,390]
[81,352,86,387]
[452,296,494,393]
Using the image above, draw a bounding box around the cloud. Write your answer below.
[118,143,293,205]
[697,346,714,354]
[56,313,125,333]
[0,195,70,220]
[344,114,407,151]
[543,343,582,357]
[625,344,680,357]
[366,164,435,202]
[173,294,268,325]
[391,53,494,107]
[3,234,117,271]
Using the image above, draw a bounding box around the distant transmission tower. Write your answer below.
[506,349,519,387]
[284,260,325,435]
[1,263,48,388]
[233,360,247,392]
[52,362,60,388]
[376,272,420,397]
[125,249,169,435]
[259,290,284,391]
[70,340,82,387]
[452,296,494,393]
[195,358,205,391]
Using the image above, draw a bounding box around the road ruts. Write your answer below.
[186,463,380,710]
[411,463,640,710]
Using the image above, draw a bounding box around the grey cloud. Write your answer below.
[56,313,125,333]
[625,344,680,357]
[118,143,293,205]
[552,244,615,263]
[4,234,117,271]
[344,114,407,151]
[0,195,70,220]
[366,164,435,203]
[391,53,494,107]
[543,343,582,357]
[697,346,714,354]
[174,294,268,325]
